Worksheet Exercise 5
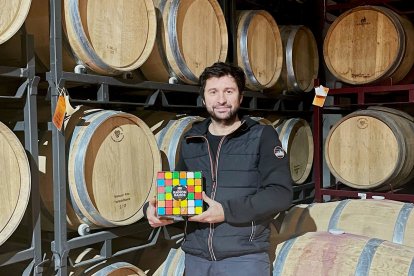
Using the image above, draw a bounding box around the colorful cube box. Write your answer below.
[156,171,203,217]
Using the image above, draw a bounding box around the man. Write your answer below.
[146,62,293,275]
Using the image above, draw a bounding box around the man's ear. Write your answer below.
[202,99,206,106]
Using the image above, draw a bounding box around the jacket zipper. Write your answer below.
[207,135,225,261]
[184,134,222,261]
[186,120,246,261]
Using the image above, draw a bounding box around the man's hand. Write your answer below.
[146,197,174,228]
[188,192,225,223]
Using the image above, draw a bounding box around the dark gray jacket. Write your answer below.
[178,116,293,261]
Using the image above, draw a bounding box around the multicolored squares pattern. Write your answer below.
[156,171,203,216]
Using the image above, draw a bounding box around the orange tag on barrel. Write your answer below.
[313,95,327,107]
[52,95,66,131]
[312,85,329,107]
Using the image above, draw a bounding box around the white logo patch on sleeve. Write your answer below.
[274,146,285,159]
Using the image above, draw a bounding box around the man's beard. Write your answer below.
[207,105,239,124]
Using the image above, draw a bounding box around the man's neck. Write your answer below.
[208,118,241,136]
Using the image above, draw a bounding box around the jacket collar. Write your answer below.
[185,115,259,137]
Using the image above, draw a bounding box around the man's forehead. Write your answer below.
[205,75,237,87]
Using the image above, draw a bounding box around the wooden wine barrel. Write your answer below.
[325,106,414,190]
[272,118,286,134]
[69,248,146,276]
[156,116,204,170]
[249,116,273,125]
[0,121,31,246]
[323,5,414,85]
[266,115,286,134]
[63,0,157,75]
[274,25,319,93]
[71,261,146,276]
[153,247,185,276]
[38,108,91,231]
[133,110,178,136]
[68,109,161,228]
[236,10,283,91]
[140,0,228,85]
[39,108,161,230]
[278,118,314,184]
[275,204,308,244]
[279,199,414,247]
[274,231,414,276]
[0,0,32,45]
[268,219,281,263]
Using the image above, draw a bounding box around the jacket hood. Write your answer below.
[185,115,259,137]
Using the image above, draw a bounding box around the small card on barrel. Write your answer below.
[156,171,204,220]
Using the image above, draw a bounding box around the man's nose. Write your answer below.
[217,92,227,103]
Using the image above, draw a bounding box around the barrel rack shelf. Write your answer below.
[0,35,43,275]
[44,0,315,275]
[45,71,311,113]
[313,83,414,203]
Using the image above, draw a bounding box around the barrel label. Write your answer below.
[107,45,117,55]
[357,118,369,129]
[111,126,124,142]
[351,73,372,79]
[293,164,302,176]
[356,16,370,27]
[114,193,131,209]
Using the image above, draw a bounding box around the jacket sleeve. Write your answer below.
[221,126,293,224]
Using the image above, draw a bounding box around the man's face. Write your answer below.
[203,75,243,123]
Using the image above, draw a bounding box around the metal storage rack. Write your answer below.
[47,0,315,274]
[46,1,191,275]
[0,35,43,275]
[313,83,414,203]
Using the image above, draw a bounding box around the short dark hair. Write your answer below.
[199,62,246,99]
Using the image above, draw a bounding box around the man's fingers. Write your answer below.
[188,212,208,222]
[148,217,174,228]
[149,197,156,205]
[202,191,213,205]
[188,214,200,222]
